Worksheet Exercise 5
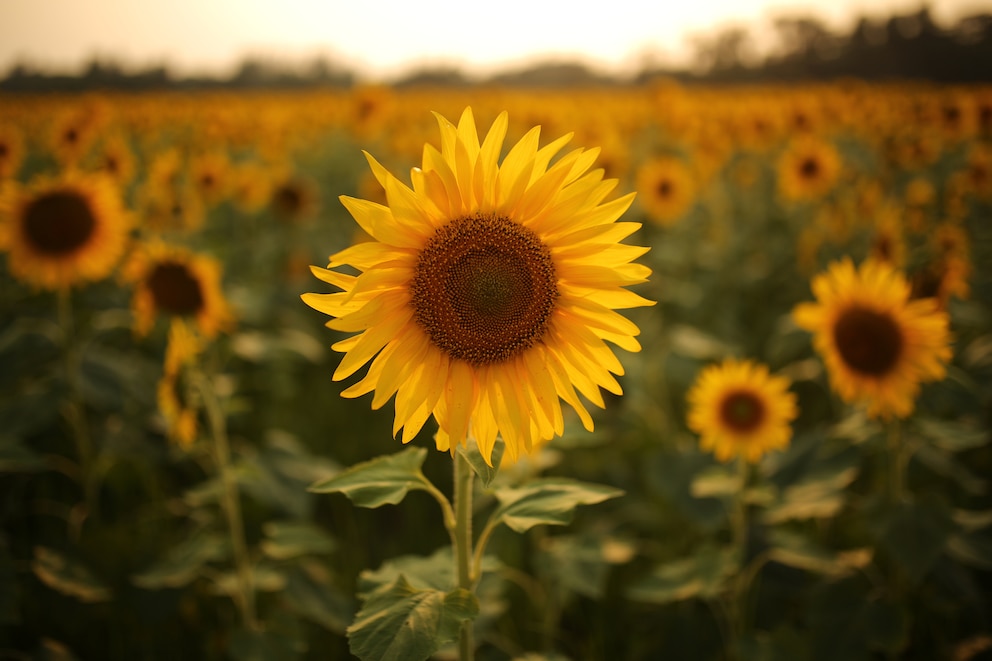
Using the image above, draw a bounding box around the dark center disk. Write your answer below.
[832,306,904,376]
[411,214,558,365]
[273,184,304,218]
[657,179,673,198]
[147,261,205,316]
[799,156,821,179]
[719,390,766,433]
[22,190,97,256]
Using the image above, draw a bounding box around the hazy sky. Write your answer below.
[0,0,984,79]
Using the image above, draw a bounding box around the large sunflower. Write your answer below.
[793,258,952,419]
[686,359,798,463]
[121,240,234,339]
[303,107,653,464]
[0,172,130,290]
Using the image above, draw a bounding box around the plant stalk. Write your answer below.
[453,449,475,661]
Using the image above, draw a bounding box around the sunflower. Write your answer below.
[157,319,203,448]
[635,156,696,227]
[121,239,234,338]
[0,123,25,180]
[189,150,232,207]
[269,174,319,223]
[91,133,137,188]
[303,107,653,464]
[793,258,952,419]
[0,172,130,290]
[777,137,842,203]
[686,359,797,463]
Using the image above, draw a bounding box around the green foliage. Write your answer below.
[348,575,478,661]
[309,446,432,508]
[490,479,624,534]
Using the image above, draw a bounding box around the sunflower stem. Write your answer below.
[452,448,475,661]
[194,366,258,632]
[56,287,97,535]
[886,419,907,504]
[728,456,751,657]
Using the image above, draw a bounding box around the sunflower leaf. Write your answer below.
[260,521,336,560]
[626,544,739,604]
[32,546,112,603]
[131,531,229,589]
[308,446,431,508]
[347,575,479,661]
[490,478,623,534]
[456,437,504,488]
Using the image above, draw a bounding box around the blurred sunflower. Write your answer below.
[687,359,798,463]
[910,222,972,306]
[777,137,842,203]
[189,151,232,207]
[0,123,25,180]
[793,258,952,419]
[303,107,653,464]
[868,203,907,267]
[270,174,319,223]
[121,240,234,338]
[0,172,130,290]
[91,133,137,188]
[635,156,696,227]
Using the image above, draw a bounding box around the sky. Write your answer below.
[0,0,985,80]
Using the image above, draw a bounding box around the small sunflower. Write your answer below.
[686,358,798,463]
[793,258,952,419]
[777,137,842,203]
[91,133,137,188]
[303,107,653,464]
[635,156,696,227]
[269,174,319,223]
[0,172,130,290]
[157,319,203,448]
[0,123,25,180]
[121,240,234,338]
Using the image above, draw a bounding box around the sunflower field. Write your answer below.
[1,82,991,661]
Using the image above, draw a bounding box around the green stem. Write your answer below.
[57,288,97,534]
[728,456,751,656]
[886,420,906,504]
[452,449,475,661]
[194,367,258,631]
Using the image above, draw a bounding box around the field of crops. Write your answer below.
[1,82,991,660]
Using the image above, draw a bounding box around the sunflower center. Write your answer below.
[147,261,205,316]
[411,213,558,365]
[274,185,303,217]
[22,190,97,256]
[832,306,903,376]
[657,179,673,198]
[799,157,820,179]
[719,391,765,433]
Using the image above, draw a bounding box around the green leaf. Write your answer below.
[358,548,458,594]
[131,532,229,589]
[763,463,858,524]
[766,529,870,577]
[914,417,988,452]
[347,575,479,661]
[261,521,336,560]
[308,446,431,508]
[283,565,354,634]
[627,545,739,604]
[862,601,910,654]
[915,445,987,495]
[690,465,742,499]
[0,434,46,473]
[539,533,636,599]
[876,497,955,584]
[456,437,503,488]
[947,532,992,570]
[32,546,111,603]
[210,564,287,596]
[228,629,303,661]
[491,479,623,534]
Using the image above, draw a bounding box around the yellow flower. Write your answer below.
[0,123,25,180]
[121,240,234,339]
[777,137,842,203]
[635,156,696,227]
[687,359,798,463]
[793,258,952,419]
[303,107,653,464]
[0,172,130,290]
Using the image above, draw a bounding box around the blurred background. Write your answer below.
[1,2,992,661]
